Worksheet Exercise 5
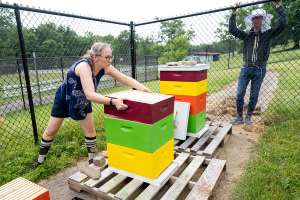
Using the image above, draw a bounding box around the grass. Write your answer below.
[233,59,300,200]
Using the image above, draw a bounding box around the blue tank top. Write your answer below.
[55,58,105,120]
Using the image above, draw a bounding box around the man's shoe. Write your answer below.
[245,115,253,125]
[232,115,244,125]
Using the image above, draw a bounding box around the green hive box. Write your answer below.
[104,114,173,153]
[187,111,206,133]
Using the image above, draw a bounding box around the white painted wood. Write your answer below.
[158,64,209,71]
[174,101,190,140]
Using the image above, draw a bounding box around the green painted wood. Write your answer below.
[104,114,173,153]
[187,111,206,133]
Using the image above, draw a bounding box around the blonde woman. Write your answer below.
[33,42,150,168]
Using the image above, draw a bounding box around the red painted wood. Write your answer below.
[160,70,207,82]
[33,191,50,200]
[104,90,175,124]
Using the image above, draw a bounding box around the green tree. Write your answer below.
[159,35,191,63]
[158,19,194,63]
[0,8,18,58]
[263,0,300,49]
[112,30,130,56]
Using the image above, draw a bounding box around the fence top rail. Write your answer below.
[0,2,130,26]
[135,0,273,26]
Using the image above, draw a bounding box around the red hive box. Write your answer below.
[104,90,175,124]
[160,70,207,82]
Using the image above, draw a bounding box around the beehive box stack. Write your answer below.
[159,64,209,135]
[104,90,175,179]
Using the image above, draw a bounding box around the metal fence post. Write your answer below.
[60,57,64,80]
[16,58,26,110]
[113,57,117,86]
[144,55,147,82]
[156,56,159,80]
[130,21,136,79]
[33,52,42,105]
[227,40,231,69]
[14,4,39,144]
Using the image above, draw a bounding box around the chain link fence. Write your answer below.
[0,0,299,184]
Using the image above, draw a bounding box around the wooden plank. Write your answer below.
[0,178,23,197]
[79,163,101,179]
[135,152,190,200]
[69,171,88,183]
[98,174,127,193]
[85,168,113,188]
[109,161,177,187]
[68,171,89,192]
[174,139,180,146]
[185,159,226,200]
[190,125,218,152]
[203,123,232,156]
[187,124,209,138]
[160,156,205,200]
[134,184,161,200]
[178,137,197,150]
[170,177,196,190]
[68,180,83,193]
[114,179,143,200]
[1,178,46,200]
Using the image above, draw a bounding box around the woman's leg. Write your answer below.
[37,116,64,164]
[79,113,97,164]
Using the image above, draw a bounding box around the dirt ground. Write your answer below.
[38,72,279,200]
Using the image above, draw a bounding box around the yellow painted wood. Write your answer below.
[107,139,174,179]
[160,80,207,96]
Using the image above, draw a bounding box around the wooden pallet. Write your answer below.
[68,152,226,200]
[174,123,232,158]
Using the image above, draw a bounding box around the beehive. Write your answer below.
[159,64,209,134]
[104,90,175,179]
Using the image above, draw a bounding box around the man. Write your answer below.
[229,0,287,125]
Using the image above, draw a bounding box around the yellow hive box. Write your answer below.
[160,79,208,96]
[107,139,174,179]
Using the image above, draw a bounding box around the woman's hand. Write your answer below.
[112,98,128,110]
[272,0,282,8]
[231,2,240,15]
[139,86,151,93]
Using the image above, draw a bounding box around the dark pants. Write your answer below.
[236,66,266,116]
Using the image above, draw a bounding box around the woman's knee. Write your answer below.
[43,127,58,138]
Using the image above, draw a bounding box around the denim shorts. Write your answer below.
[50,89,92,120]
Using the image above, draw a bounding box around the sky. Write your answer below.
[4,0,251,23]
[3,0,252,44]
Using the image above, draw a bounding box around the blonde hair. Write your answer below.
[82,42,112,60]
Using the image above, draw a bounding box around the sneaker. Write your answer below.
[32,160,42,170]
[231,115,244,125]
[245,115,253,125]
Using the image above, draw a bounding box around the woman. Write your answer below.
[33,42,150,168]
